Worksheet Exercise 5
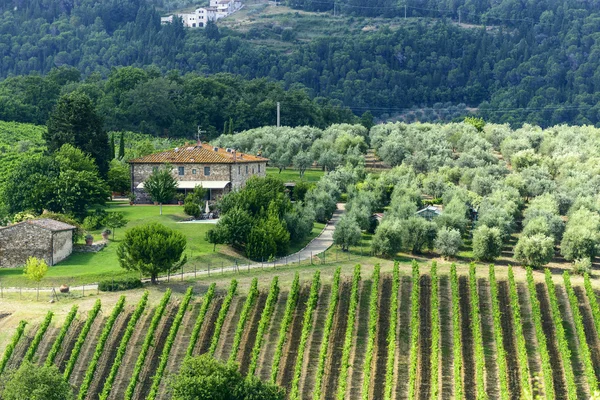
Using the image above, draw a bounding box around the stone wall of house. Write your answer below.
[52,230,73,264]
[230,161,267,190]
[0,223,53,268]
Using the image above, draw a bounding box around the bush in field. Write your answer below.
[333,215,362,251]
[171,355,284,400]
[472,225,503,261]
[117,222,187,284]
[371,218,403,258]
[0,361,74,400]
[98,277,143,292]
[183,186,208,218]
[514,234,554,268]
[573,258,592,275]
[435,227,462,258]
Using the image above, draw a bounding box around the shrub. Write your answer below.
[572,258,592,275]
[0,361,74,400]
[98,277,143,292]
[435,227,462,258]
[472,225,502,261]
[514,234,554,268]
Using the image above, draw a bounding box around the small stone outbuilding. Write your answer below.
[0,219,76,268]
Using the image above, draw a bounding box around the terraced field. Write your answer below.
[3,262,600,399]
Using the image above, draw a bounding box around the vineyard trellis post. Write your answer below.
[181,264,184,281]
[208,263,211,277]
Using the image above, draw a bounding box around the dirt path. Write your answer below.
[134,304,177,400]
[213,296,244,362]
[395,276,412,400]
[239,292,268,376]
[347,280,372,400]
[69,317,105,389]
[322,281,351,400]
[300,284,331,399]
[574,286,600,381]
[516,283,541,395]
[535,283,567,399]
[371,276,392,399]
[6,323,36,370]
[459,276,475,399]
[35,326,58,365]
[439,275,454,400]
[478,279,500,399]
[417,275,432,400]
[257,291,288,381]
[278,286,310,392]
[555,285,589,399]
[196,297,224,356]
[498,281,521,399]
[108,308,155,400]
[55,320,83,373]
[85,311,132,400]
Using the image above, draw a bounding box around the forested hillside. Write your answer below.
[1,0,600,127]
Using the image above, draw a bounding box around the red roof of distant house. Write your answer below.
[128,143,268,164]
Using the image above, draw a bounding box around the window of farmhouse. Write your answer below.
[192,169,197,174]
[178,167,185,175]
[204,166,211,176]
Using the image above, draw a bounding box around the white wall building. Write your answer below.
[161,0,242,28]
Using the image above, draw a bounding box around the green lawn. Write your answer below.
[267,167,325,183]
[0,202,326,288]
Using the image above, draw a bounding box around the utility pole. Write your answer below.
[276,102,281,127]
[404,4,407,18]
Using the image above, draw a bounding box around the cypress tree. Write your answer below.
[228,117,234,135]
[110,133,115,159]
[118,132,125,160]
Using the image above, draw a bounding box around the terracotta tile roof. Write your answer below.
[128,143,268,164]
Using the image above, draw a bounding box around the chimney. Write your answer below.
[233,150,236,162]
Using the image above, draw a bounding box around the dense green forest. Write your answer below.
[1,0,600,127]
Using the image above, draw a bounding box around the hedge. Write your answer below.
[186,283,216,357]
[229,278,259,363]
[271,272,300,384]
[46,305,78,367]
[64,299,102,380]
[209,279,238,356]
[23,311,54,363]
[98,277,143,292]
[0,320,27,374]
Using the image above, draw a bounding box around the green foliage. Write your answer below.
[371,218,403,258]
[361,264,381,399]
[23,257,48,283]
[514,234,554,268]
[107,160,130,194]
[560,208,600,261]
[289,270,320,400]
[46,306,78,367]
[99,292,149,400]
[248,276,280,377]
[0,361,74,400]
[435,227,463,258]
[488,265,509,400]
[187,283,217,357]
[209,280,238,356]
[468,263,487,400]
[403,217,438,254]
[472,225,503,261]
[333,215,362,251]
[450,264,463,399]
[124,289,172,400]
[464,117,486,132]
[23,311,53,364]
[313,267,341,400]
[77,296,126,400]
[271,272,300,383]
[229,279,259,363]
[0,321,27,375]
[584,273,600,381]
[211,207,253,250]
[63,299,102,380]
[544,269,577,399]
[117,222,187,284]
[507,267,532,398]
[98,277,143,292]
[183,186,208,218]
[147,287,194,400]
[102,212,128,239]
[429,262,440,400]
[144,166,178,214]
[170,355,284,400]
[407,261,420,399]
[572,258,592,276]
[385,262,400,400]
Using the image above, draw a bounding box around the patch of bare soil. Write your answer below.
[6,323,37,370]
[371,276,392,399]
[439,275,454,400]
[196,297,224,356]
[278,285,310,390]
[70,317,106,388]
[257,291,288,381]
[574,286,600,381]
[322,281,351,399]
[239,292,268,376]
[417,275,432,400]
[0,313,11,320]
[347,280,372,400]
[85,311,132,400]
[498,281,521,399]
[214,296,245,362]
[56,320,83,373]
[459,276,476,399]
[35,326,58,366]
[536,283,567,399]
[478,279,500,399]
[107,308,155,400]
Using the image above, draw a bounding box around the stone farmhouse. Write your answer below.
[0,219,76,268]
[160,0,242,28]
[129,142,268,203]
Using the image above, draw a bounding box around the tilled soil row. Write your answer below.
[458,276,476,400]
[56,320,84,373]
[6,323,37,370]
[108,308,155,400]
[300,284,331,400]
[322,281,352,400]
[278,285,310,391]
[396,276,412,400]
[516,283,542,396]
[35,326,58,366]
[347,280,372,400]
[214,296,244,362]
[574,286,600,382]
[535,282,567,399]
[417,275,432,400]
[196,297,224,356]
[85,311,132,400]
[478,279,500,399]
[439,275,454,400]
[497,280,521,400]
[135,304,177,400]
[239,292,268,376]
[257,291,288,381]
[371,276,392,400]
[70,317,106,389]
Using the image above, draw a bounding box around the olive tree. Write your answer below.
[514,234,554,268]
[435,227,462,258]
[472,225,503,261]
[333,215,362,251]
[561,208,600,261]
[371,218,403,258]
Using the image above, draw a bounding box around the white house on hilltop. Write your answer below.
[161,0,242,28]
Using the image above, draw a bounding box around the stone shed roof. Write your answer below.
[129,143,268,164]
[27,219,77,232]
